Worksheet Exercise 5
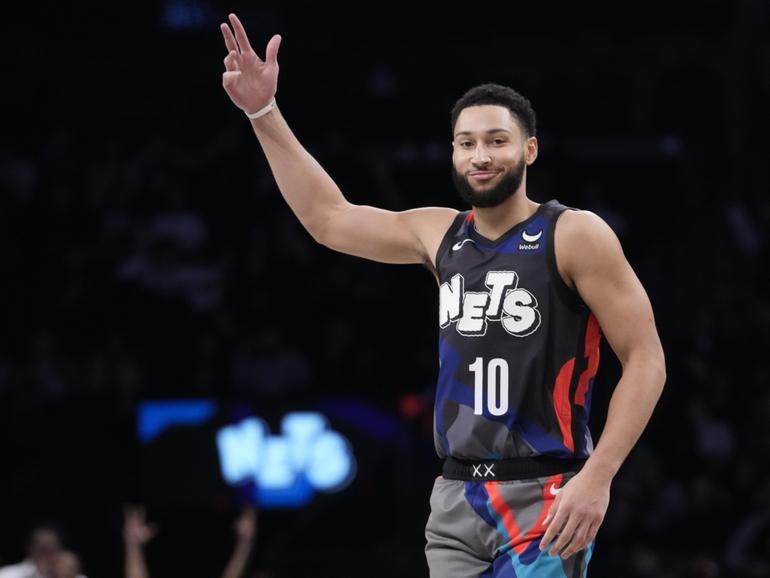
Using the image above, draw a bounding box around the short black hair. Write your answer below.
[451,83,537,138]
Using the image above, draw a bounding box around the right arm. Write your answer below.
[220,508,257,578]
[123,506,156,578]
[220,14,457,275]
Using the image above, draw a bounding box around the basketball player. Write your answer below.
[219,13,666,577]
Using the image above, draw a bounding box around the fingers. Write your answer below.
[265,34,282,65]
[220,22,239,54]
[224,50,239,72]
[539,508,564,551]
[585,519,601,547]
[228,13,253,54]
[542,493,560,526]
[558,521,590,559]
[222,70,242,90]
[548,516,579,558]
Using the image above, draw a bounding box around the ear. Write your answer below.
[525,136,538,165]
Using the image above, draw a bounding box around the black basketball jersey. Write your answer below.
[434,199,601,461]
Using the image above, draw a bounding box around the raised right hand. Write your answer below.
[123,505,158,546]
[220,13,281,115]
[233,507,258,542]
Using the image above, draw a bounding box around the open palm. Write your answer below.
[220,13,281,115]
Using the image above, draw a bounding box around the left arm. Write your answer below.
[540,210,666,559]
[220,508,257,578]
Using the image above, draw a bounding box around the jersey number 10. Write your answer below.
[469,357,509,416]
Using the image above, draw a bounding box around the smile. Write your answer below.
[469,171,501,182]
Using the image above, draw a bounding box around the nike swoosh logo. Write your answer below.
[452,239,476,251]
[521,230,543,243]
[549,483,562,496]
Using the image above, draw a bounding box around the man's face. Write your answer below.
[451,105,535,208]
[29,529,62,573]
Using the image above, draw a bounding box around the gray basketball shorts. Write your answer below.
[425,471,593,578]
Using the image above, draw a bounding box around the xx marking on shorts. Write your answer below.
[472,464,496,478]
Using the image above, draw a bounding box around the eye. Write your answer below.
[459,141,473,148]
[493,138,506,145]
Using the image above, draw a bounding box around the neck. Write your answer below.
[472,188,539,239]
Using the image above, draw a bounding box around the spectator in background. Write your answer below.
[50,552,82,578]
[221,508,257,578]
[0,526,86,578]
[123,505,258,578]
[123,507,155,578]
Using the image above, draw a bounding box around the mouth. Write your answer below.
[468,170,502,182]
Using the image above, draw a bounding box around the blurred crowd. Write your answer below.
[0,508,268,578]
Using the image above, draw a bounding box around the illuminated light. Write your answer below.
[258,437,295,489]
[138,400,216,443]
[282,412,326,470]
[216,417,267,484]
[306,432,356,491]
[215,412,357,508]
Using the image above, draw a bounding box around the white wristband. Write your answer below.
[245,98,277,120]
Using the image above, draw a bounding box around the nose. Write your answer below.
[471,144,491,165]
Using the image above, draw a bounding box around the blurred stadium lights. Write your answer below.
[161,0,215,30]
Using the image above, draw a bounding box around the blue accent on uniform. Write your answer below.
[465,216,548,255]
[464,482,498,528]
[469,216,549,255]
[573,406,589,456]
[436,337,510,454]
[519,540,541,565]
[583,542,595,576]
[437,338,511,423]
[513,422,575,458]
[483,555,520,577]
[510,550,567,578]
[584,377,596,415]
[138,399,215,442]
[437,337,575,458]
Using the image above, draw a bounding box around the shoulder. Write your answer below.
[555,209,626,282]
[399,206,460,284]
[400,206,460,229]
[557,208,617,243]
[400,206,461,253]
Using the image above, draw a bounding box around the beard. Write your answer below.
[451,155,526,208]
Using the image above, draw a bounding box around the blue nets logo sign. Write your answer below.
[216,412,356,508]
[137,401,357,509]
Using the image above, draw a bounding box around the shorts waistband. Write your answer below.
[442,456,586,481]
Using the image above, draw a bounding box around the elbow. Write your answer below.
[655,353,667,389]
[309,202,347,248]
[649,348,667,393]
[306,213,331,247]
[622,346,666,389]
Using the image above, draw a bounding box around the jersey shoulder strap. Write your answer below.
[542,199,588,311]
[434,210,472,271]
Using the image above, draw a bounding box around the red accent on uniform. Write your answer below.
[527,473,563,542]
[553,357,575,453]
[574,313,601,407]
[485,473,564,555]
[465,211,475,222]
[486,481,525,553]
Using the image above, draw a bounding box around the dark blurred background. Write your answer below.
[0,0,768,577]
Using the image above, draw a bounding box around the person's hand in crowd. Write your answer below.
[233,507,258,544]
[221,507,259,578]
[123,506,158,547]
